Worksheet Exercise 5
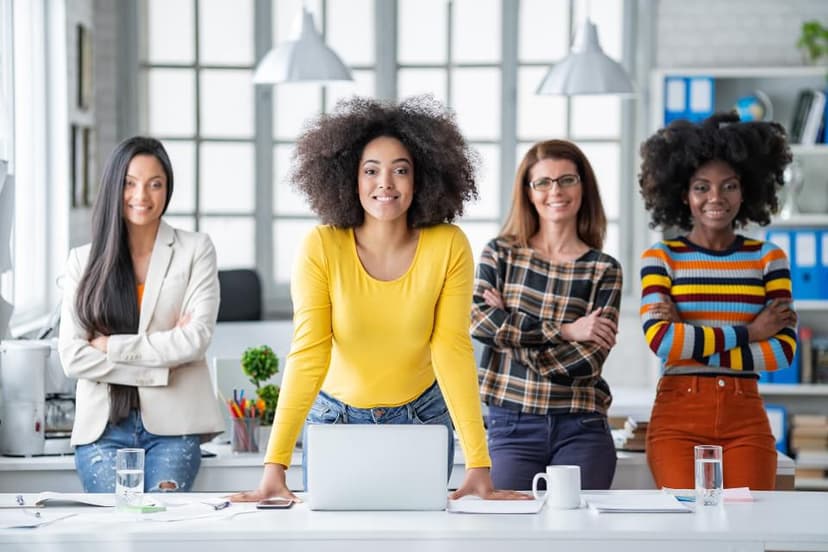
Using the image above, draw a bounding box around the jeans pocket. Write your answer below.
[307,402,342,425]
[577,415,609,433]
[412,398,449,425]
[486,411,518,438]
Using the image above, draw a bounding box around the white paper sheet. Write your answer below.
[0,492,115,508]
[448,495,545,514]
[0,511,76,529]
[584,492,691,513]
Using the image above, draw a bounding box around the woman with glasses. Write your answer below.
[639,112,796,490]
[471,140,622,491]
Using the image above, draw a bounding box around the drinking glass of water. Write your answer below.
[115,448,145,510]
[694,444,723,506]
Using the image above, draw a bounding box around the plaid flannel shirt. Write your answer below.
[471,238,622,415]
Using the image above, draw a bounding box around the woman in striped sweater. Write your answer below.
[638,112,797,490]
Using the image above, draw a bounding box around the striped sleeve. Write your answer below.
[705,242,797,372]
[639,244,750,363]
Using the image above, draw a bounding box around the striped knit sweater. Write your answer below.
[640,235,797,376]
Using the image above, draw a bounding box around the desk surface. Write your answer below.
[0,491,826,552]
[0,444,795,493]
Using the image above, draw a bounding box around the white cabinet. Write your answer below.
[650,67,828,489]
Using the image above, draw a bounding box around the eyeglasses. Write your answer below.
[528,174,580,191]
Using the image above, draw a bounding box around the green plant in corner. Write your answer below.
[241,345,280,425]
[797,20,828,65]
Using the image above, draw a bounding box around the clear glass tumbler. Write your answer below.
[694,444,723,506]
[115,448,145,510]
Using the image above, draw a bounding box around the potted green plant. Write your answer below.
[797,20,828,65]
[241,345,280,426]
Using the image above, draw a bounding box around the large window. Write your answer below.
[139,0,633,314]
[2,0,55,329]
[515,0,626,262]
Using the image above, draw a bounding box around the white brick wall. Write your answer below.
[656,0,828,67]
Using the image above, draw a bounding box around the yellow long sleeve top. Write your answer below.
[264,224,491,469]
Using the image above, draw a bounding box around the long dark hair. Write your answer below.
[74,136,174,423]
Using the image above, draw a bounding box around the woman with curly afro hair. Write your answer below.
[231,96,526,504]
[639,111,797,491]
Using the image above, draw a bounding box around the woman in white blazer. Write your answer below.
[59,136,224,493]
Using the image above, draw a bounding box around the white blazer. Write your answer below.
[59,221,225,446]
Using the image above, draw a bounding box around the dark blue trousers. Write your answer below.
[487,405,616,491]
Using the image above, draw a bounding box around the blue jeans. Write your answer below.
[74,410,202,493]
[487,405,616,491]
[301,381,454,490]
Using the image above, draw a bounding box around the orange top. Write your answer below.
[136,283,145,310]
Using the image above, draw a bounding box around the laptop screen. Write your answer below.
[305,424,449,511]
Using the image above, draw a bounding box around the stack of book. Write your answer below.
[790,88,828,145]
[791,414,828,481]
[615,416,649,452]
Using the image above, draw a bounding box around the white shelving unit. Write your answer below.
[651,66,828,490]
[759,384,828,396]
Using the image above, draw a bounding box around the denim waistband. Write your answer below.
[314,380,442,424]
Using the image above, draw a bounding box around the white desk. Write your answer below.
[0,491,826,551]
[0,445,795,493]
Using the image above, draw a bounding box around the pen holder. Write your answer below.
[230,417,260,453]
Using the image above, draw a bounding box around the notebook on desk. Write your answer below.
[305,424,449,511]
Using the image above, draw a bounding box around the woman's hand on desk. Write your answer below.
[228,463,301,503]
[449,467,531,501]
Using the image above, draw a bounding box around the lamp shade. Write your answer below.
[536,19,634,96]
[253,7,353,85]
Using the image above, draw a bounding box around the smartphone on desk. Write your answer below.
[256,497,294,509]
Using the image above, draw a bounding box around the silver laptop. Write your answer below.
[305,424,449,511]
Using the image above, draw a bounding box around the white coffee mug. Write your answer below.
[531,465,581,509]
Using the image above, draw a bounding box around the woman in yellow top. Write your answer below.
[231,96,524,502]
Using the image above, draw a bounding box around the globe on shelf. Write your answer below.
[733,90,774,122]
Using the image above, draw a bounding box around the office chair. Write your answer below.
[216,269,263,322]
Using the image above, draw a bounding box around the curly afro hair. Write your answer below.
[638,111,792,231]
[289,95,479,228]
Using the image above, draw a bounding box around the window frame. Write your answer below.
[133,0,639,316]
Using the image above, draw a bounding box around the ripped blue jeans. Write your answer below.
[74,410,201,493]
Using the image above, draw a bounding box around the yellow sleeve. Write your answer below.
[264,228,332,466]
[430,229,491,468]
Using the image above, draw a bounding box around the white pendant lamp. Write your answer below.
[253,7,353,85]
[536,18,635,96]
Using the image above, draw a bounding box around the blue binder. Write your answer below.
[791,229,821,300]
[663,76,714,125]
[764,404,788,454]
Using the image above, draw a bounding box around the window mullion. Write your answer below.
[374,0,396,100]
[254,0,274,304]
[499,0,518,224]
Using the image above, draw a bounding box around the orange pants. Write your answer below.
[646,374,777,490]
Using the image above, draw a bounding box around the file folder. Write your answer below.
[793,231,820,299]
[764,404,788,454]
[663,77,714,125]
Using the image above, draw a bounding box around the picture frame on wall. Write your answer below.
[70,125,95,208]
[77,23,92,111]
[82,126,96,206]
[70,124,81,208]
